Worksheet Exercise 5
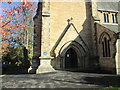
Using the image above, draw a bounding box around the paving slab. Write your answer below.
[1,71,120,88]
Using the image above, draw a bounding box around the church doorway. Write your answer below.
[65,48,78,68]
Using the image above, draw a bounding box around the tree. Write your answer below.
[1,0,37,65]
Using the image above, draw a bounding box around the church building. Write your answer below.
[29,1,120,75]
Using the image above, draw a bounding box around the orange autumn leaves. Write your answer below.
[1,0,32,4]
[1,0,37,56]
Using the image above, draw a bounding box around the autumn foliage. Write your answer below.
[1,0,37,56]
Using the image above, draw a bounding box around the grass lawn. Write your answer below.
[100,86,120,90]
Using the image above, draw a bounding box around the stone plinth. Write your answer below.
[36,57,55,73]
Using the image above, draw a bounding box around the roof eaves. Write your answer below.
[98,9,119,12]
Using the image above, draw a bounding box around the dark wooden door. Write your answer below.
[65,48,78,68]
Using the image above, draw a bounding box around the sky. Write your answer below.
[13,0,38,2]
[1,0,38,7]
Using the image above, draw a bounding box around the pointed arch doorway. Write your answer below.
[65,48,78,68]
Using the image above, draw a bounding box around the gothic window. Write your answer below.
[106,14,109,23]
[104,13,109,23]
[99,32,111,57]
[112,14,117,23]
[104,13,106,22]
[102,42,105,57]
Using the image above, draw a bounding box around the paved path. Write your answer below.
[1,71,120,88]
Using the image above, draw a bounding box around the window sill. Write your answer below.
[101,23,118,25]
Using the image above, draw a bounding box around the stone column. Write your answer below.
[116,39,120,75]
[89,1,100,69]
[28,2,42,73]
[36,1,55,73]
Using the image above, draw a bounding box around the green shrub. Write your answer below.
[2,46,30,67]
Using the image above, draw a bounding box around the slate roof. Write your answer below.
[98,23,119,33]
[97,2,119,12]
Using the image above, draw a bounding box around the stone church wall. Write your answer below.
[32,1,120,74]
[49,2,93,70]
[96,23,117,73]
